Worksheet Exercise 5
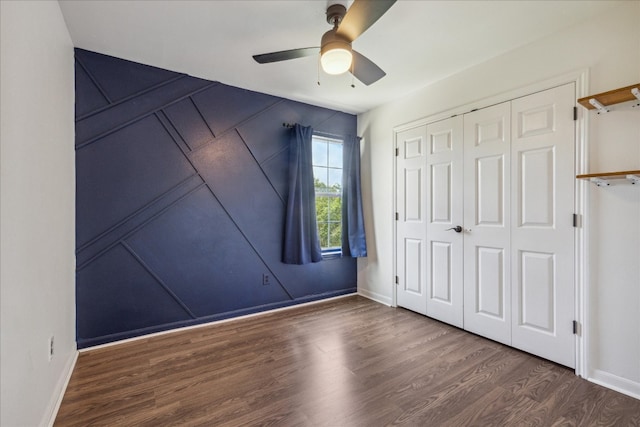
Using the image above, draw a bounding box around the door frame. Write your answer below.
[392,69,590,378]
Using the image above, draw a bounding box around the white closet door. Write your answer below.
[425,116,464,327]
[396,126,428,315]
[510,83,576,368]
[463,102,512,346]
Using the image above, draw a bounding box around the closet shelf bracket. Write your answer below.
[589,98,609,114]
[626,174,640,185]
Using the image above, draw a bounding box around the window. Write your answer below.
[312,135,343,254]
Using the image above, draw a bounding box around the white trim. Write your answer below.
[574,69,590,380]
[44,350,78,427]
[391,128,398,307]
[589,370,640,400]
[391,69,588,376]
[79,293,357,352]
[358,288,392,306]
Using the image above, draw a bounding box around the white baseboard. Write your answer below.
[358,288,392,306]
[44,349,78,427]
[589,369,640,400]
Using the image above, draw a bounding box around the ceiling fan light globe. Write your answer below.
[321,48,352,75]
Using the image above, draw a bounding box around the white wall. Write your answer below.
[0,2,76,426]
[358,2,640,397]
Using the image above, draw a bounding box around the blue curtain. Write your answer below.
[342,135,367,257]
[283,124,323,264]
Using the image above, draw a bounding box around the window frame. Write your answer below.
[311,133,344,258]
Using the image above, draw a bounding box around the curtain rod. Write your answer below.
[282,123,360,140]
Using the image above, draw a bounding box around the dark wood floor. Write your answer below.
[55,295,640,426]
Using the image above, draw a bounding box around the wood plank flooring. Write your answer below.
[55,296,640,426]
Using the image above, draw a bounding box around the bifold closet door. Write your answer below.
[510,84,575,368]
[425,116,464,328]
[395,84,575,368]
[461,84,576,367]
[396,126,428,315]
[463,102,513,346]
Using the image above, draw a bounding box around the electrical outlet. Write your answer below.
[262,274,270,286]
[48,336,54,361]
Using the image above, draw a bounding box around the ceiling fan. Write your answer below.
[252,0,396,86]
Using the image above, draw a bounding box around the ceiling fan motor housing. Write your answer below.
[320,28,352,56]
[322,3,351,55]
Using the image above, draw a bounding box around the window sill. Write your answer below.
[322,249,342,260]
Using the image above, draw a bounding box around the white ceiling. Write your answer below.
[58,0,623,114]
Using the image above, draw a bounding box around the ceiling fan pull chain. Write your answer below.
[317,54,321,86]
[351,62,355,88]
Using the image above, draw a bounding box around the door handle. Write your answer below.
[446,226,463,233]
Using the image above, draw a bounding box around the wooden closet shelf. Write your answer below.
[577,83,640,109]
[577,170,640,179]
[577,170,640,186]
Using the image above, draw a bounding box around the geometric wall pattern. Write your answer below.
[75,49,357,348]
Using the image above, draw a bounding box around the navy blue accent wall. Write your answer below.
[75,49,357,348]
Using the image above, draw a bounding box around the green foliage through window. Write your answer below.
[312,136,343,251]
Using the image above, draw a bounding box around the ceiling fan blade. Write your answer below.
[351,50,386,86]
[253,47,320,64]
[336,0,396,42]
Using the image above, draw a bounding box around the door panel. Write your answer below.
[519,250,554,332]
[396,126,428,315]
[520,147,554,226]
[431,163,452,222]
[404,238,423,294]
[463,102,512,345]
[476,246,505,319]
[477,155,505,226]
[405,168,422,221]
[511,83,575,368]
[426,117,464,327]
[431,241,452,302]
